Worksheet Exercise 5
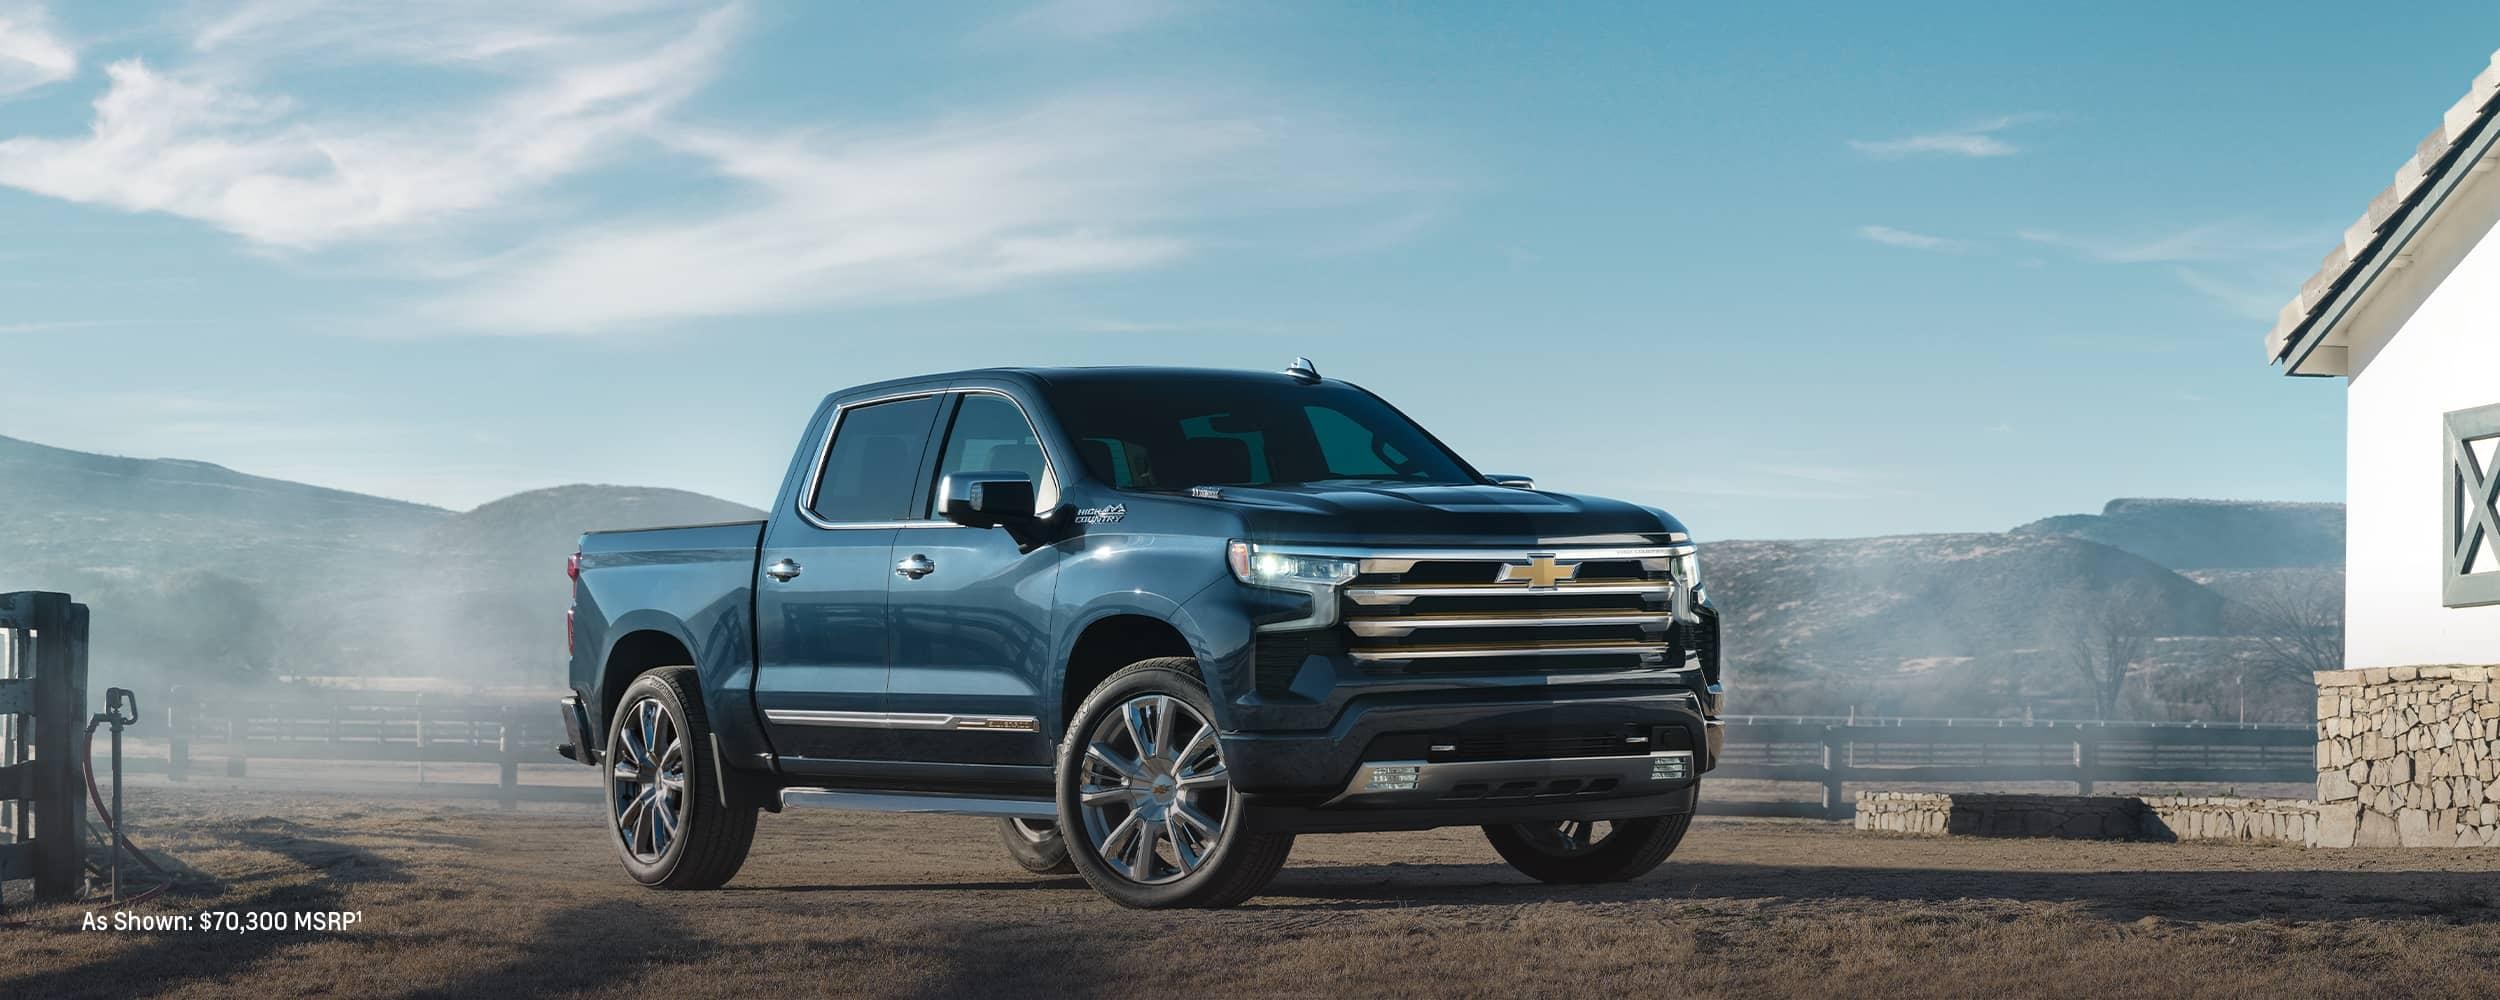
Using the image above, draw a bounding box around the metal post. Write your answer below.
[1820,726,1847,820]
[110,712,122,901]
[28,594,89,902]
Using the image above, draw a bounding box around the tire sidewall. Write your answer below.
[606,672,698,885]
[1054,659,1253,908]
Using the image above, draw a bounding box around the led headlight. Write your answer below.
[1669,550,1701,591]
[1227,541,1358,587]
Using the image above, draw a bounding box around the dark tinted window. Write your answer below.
[1044,376,1473,489]
[928,393,1056,516]
[810,395,941,522]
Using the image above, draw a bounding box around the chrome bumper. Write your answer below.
[1326,750,1696,806]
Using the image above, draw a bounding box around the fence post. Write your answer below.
[167,685,190,783]
[27,594,89,901]
[1820,725,1849,820]
[2073,728,2098,795]
[497,711,519,811]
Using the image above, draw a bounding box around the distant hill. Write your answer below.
[0,433,446,584]
[1705,532,2222,685]
[0,433,758,688]
[2012,498,2343,571]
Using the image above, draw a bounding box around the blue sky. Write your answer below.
[2,1,2493,539]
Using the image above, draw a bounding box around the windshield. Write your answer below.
[1041,375,1478,490]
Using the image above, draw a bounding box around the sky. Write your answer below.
[2,1,2495,540]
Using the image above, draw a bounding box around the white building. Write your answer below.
[2268,48,2500,847]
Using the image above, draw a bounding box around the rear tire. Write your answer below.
[997,819,1077,875]
[605,667,758,890]
[1482,814,1690,884]
[1056,657,1294,909]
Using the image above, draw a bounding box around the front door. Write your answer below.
[884,391,1063,766]
[754,392,944,763]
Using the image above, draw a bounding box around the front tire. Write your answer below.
[1482,814,1691,884]
[1056,657,1293,909]
[604,667,758,890]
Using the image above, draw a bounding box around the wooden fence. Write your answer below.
[1708,716,2317,818]
[0,592,91,903]
[158,698,2318,818]
[163,690,576,805]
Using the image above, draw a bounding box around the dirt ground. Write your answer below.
[5,780,2499,999]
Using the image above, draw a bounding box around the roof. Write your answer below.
[2267,49,2500,377]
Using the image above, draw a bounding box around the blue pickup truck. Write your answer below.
[559,360,1721,908]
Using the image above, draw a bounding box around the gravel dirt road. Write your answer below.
[5,780,2498,998]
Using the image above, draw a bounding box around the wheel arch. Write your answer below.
[1056,608,1205,736]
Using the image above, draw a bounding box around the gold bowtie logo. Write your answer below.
[1497,555,1578,589]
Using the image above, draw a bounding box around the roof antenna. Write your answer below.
[1284,357,1321,383]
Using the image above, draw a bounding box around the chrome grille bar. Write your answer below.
[1346,581,1673,606]
[1348,640,1674,663]
[1345,610,1675,638]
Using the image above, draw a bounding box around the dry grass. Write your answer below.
[6,779,2499,999]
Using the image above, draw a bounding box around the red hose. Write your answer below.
[80,724,172,909]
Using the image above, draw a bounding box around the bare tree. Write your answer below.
[2232,570,2344,682]
[2059,580,2167,720]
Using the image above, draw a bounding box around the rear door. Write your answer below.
[883,390,1064,766]
[754,392,945,763]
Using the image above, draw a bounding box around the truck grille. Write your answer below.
[1334,547,1685,676]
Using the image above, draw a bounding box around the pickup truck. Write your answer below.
[558,360,1721,908]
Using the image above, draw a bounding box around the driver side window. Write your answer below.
[928,393,1058,516]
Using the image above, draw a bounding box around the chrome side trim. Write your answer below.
[1347,641,1671,662]
[763,709,1041,733]
[779,789,1055,819]
[1345,611,1674,638]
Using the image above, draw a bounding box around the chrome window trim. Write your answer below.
[794,387,1065,532]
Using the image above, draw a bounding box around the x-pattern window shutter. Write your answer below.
[2445,403,2500,606]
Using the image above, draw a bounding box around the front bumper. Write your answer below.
[1216,686,1710,832]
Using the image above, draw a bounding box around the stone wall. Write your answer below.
[2314,666,2500,848]
[1855,792,2313,845]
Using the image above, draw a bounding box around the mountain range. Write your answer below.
[0,434,2341,717]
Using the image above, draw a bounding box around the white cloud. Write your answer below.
[1857,224,1964,252]
[2172,267,2289,320]
[0,2,76,98]
[979,0,1185,43]
[1849,114,2046,159]
[438,92,1418,334]
[0,2,741,248]
[2016,223,2322,264]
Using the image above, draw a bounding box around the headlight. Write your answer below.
[1670,550,1701,591]
[1227,541,1358,587]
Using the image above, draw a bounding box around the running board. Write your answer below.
[778,788,1055,820]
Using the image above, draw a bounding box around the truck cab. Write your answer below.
[561,361,1720,908]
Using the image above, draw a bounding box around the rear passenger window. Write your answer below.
[810,395,942,523]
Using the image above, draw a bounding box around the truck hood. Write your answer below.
[1212,482,1686,545]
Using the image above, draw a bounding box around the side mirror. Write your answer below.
[940,471,1038,529]
[1485,474,1536,489]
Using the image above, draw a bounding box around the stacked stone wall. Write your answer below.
[1855,792,2313,845]
[2314,666,2500,848]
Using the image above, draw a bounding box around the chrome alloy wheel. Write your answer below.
[1517,819,1614,857]
[1076,694,1229,885]
[610,697,688,863]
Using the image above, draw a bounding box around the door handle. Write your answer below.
[895,554,936,580]
[764,558,802,582]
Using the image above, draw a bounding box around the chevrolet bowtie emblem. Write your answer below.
[1497,555,1578,589]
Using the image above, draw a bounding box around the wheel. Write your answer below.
[604,667,758,889]
[1056,657,1294,909]
[997,818,1077,875]
[1482,814,1691,884]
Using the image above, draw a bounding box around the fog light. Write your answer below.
[1365,764,1421,791]
[1650,753,1693,781]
